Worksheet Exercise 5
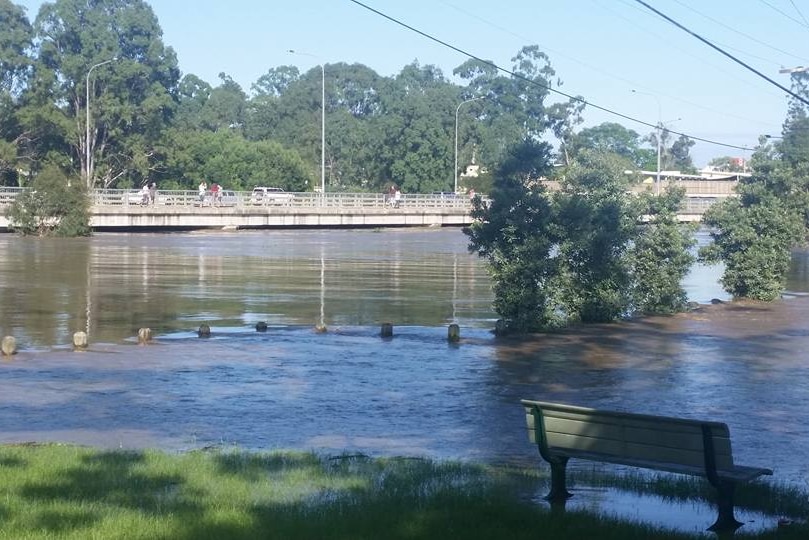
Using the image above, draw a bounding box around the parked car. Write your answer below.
[251,186,294,205]
[202,190,239,207]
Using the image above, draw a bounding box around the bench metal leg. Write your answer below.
[545,457,573,502]
[708,482,743,533]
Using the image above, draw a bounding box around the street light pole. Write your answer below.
[288,50,325,198]
[454,97,483,194]
[85,59,114,188]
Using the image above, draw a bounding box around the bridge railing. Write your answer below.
[0,186,726,215]
[89,189,474,210]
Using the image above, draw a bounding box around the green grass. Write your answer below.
[0,444,806,539]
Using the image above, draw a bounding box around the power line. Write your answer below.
[632,0,809,107]
[347,0,753,151]
[758,0,809,29]
[441,0,780,130]
[670,0,808,64]
[788,0,809,28]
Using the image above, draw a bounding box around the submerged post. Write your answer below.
[448,324,460,342]
[255,321,268,332]
[380,322,393,338]
[138,328,152,345]
[198,324,211,338]
[73,331,88,351]
[1,336,17,356]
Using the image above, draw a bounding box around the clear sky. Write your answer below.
[14,0,809,166]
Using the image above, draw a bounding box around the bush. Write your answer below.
[5,165,91,236]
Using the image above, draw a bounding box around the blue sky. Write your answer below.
[15,0,809,166]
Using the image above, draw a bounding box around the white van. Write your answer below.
[251,187,295,205]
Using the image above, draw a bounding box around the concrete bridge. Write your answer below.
[0,182,736,231]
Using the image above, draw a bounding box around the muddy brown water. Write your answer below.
[1,229,808,496]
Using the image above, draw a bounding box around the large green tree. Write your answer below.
[467,143,695,334]
[466,139,561,332]
[0,0,33,185]
[24,0,179,188]
[700,71,809,300]
[158,129,311,191]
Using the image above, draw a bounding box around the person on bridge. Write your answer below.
[198,181,207,204]
[148,182,157,205]
[210,183,220,207]
[140,184,149,206]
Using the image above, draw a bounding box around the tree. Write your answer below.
[0,0,33,185]
[25,0,179,188]
[700,69,809,301]
[631,187,696,313]
[568,122,651,169]
[5,164,90,236]
[158,129,311,191]
[465,139,561,333]
[555,150,637,323]
[466,142,696,334]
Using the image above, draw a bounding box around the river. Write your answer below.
[0,228,808,492]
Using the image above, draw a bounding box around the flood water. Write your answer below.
[1,228,809,502]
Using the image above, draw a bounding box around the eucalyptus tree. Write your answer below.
[378,61,459,193]
[174,74,213,130]
[24,0,179,188]
[454,45,558,168]
[0,0,33,184]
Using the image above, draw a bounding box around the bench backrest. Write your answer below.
[521,400,735,475]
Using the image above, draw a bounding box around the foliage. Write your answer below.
[23,0,179,188]
[699,71,809,301]
[5,163,91,236]
[568,122,648,168]
[700,141,807,300]
[467,144,695,333]
[157,129,311,191]
[466,140,562,332]
[630,187,696,314]
[554,151,637,323]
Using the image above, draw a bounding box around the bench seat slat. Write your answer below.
[550,447,771,481]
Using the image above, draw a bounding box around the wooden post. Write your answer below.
[380,322,393,338]
[448,324,460,342]
[255,321,268,332]
[315,323,327,333]
[73,331,88,351]
[1,336,17,356]
[137,328,152,344]
[198,324,211,338]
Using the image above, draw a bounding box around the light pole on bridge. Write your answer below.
[455,97,484,194]
[85,58,115,188]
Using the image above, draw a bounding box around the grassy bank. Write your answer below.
[0,444,806,539]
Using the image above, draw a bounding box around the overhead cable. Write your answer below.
[633,0,809,107]
[348,0,752,150]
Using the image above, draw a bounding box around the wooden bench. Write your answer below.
[521,400,773,532]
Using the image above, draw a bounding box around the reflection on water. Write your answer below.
[2,229,809,531]
[0,229,495,347]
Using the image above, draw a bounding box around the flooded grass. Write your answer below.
[1,444,807,539]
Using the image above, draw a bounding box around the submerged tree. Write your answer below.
[466,141,695,334]
[5,164,90,236]
[700,70,809,301]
